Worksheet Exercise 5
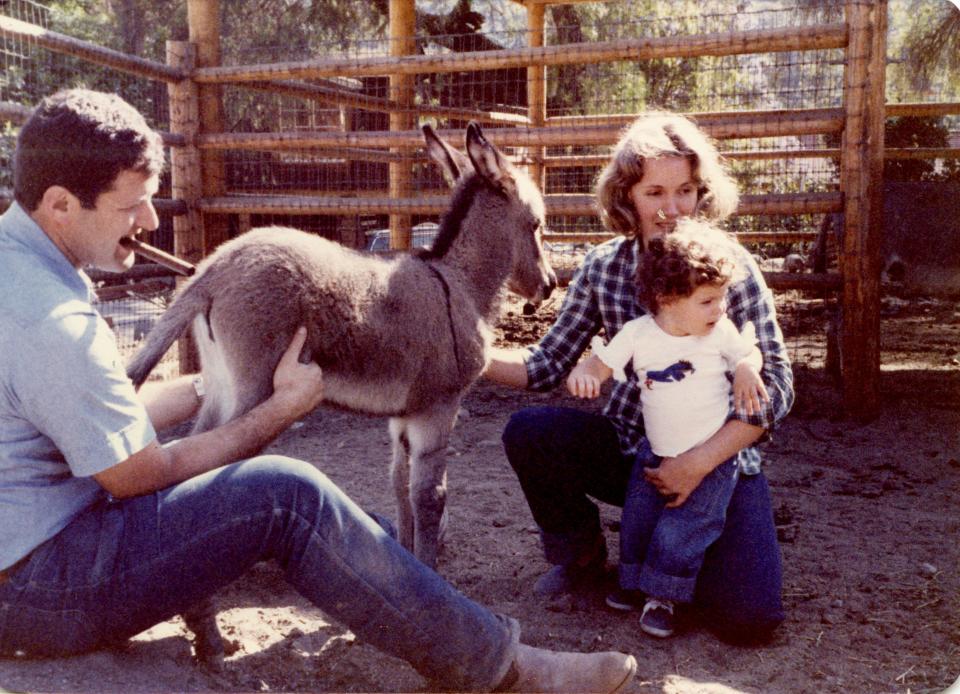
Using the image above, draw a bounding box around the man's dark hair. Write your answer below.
[14,88,166,211]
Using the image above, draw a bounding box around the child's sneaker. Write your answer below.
[639,598,675,638]
[605,587,645,612]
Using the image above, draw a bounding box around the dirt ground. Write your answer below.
[1,290,958,694]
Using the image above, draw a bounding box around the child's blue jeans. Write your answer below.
[0,455,517,691]
[619,440,740,604]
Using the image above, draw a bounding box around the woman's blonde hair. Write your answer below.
[595,112,739,237]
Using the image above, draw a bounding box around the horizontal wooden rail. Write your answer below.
[199,194,447,215]
[94,278,173,302]
[0,15,184,83]
[546,191,841,216]
[193,23,847,84]
[152,198,188,215]
[763,271,843,291]
[199,190,841,218]
[197,111,845,152]
[546,107,848,140]
[241,79,529,126]
[886,102,960,117]
[545,230,820,245]
[539,148,843,168]
[554,266,842,290]
[885,147,960,159]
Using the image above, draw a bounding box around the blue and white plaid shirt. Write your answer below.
[524,236,794,475]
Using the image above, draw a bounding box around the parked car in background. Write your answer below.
[365,222,440,252]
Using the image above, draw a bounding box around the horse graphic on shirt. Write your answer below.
[644,359,695,390]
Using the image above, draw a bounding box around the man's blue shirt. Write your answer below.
[0,202,156,570]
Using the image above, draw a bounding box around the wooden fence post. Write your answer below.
[526,2,546,191]
[840,0,886,420]
[166,40,203,374]
[187,0,229,255]
[389,0,416,250]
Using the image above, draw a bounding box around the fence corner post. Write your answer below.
[840,0,886,420]
[389,0,416,251]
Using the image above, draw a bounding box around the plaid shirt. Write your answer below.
[525,236,794,475]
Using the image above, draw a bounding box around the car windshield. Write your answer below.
[366,223,439,252]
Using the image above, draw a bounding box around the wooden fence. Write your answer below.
[3,1,960,418]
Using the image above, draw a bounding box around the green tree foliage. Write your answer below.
[890,0,960,98]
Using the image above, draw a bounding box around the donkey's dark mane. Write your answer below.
[417,174,486,261]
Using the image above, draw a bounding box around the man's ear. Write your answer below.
[38,185,77,219]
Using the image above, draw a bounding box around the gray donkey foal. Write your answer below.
[126,123,556,659]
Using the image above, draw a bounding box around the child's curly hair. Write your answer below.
[638,219,742,314]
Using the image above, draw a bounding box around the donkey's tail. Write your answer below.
[126,272,214,388]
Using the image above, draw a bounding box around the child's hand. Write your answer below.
[733,360,770,416]
[567,369,602,399]
[566,355,611,399]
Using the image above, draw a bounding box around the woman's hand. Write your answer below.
[271,327,325,419]
[644,450,712,508]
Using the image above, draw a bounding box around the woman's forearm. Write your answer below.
[484,347,530,389]
[694,418,765,472]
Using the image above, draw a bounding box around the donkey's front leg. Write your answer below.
[388,420,415,552]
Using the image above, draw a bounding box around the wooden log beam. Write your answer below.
[0,15,184,83]
[885,147,960,159]
[526,1,547,190]
[192,23,847,84]
[388,0,416,251]
[544,231,820,245]
[886,102,960,117]
[239,79,528,125]
[553,267,842,291]
[198,191,841,218]
[199,195,450,216]
[763,271,843,291]
[197,110,844,152]
[545,191,842,216]
[187,0,230,260]
[839,0,886,419]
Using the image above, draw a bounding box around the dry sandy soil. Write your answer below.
[1,290,958,694]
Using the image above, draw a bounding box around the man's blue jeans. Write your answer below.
[619,442,739,604]
[502,406,784,643]
[0,456,518,690]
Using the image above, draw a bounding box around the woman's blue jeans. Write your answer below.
[502,406,784,643]
[619,443,740,604]
[0,456,518,690]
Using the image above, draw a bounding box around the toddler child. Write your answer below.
[567,218,770,638]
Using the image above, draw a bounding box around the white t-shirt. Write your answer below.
[591,314,757,457]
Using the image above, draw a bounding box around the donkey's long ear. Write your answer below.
[465,122,516,196]
[423,124,471,188]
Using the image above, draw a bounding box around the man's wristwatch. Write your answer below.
[192,375,205,401]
